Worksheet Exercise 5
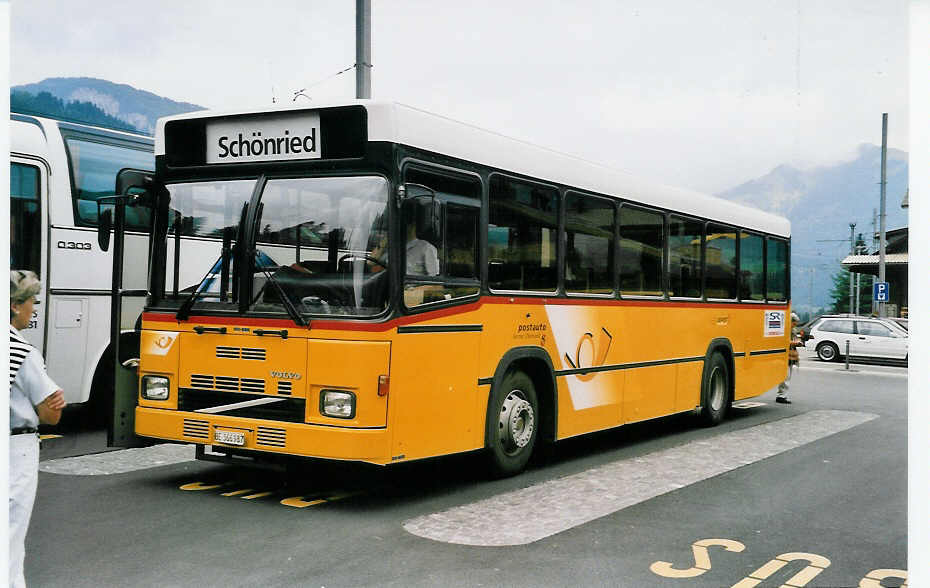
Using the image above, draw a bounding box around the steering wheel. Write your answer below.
[338,253,387,271]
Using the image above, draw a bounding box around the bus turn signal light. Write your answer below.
[378,375,390,397]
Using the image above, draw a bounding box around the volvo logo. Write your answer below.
[270,370,301,380]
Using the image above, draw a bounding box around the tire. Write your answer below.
[485,370,538,478]
[816,342,839,362]
[698,353,729,427]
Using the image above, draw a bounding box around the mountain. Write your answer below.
[717,144,909,315]
[12,77,205,135]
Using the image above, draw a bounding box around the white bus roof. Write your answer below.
[156,100,790,237]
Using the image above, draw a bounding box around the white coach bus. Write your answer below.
[10,113,158,417]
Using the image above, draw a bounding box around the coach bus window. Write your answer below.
[668,215,703,298]
[403,169,480,308]
[738,231,764,301]
[618,205,664,297]
[65,138,154,231]
[10,163,42,276]
[565,192,614,295]
[704,223,737,299]
[488,175,559,292]
[766,237,788,301]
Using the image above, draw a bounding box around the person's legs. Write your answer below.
[9,434,39,588]
[776,364,794,403]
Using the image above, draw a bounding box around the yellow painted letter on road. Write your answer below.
[650,538,745,578]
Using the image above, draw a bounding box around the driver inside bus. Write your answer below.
[405,215,439,276]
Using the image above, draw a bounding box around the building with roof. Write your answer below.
[840,190,908,316]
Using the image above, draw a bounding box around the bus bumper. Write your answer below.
[134,406,392,465]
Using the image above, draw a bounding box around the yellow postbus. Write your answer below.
[107,101,791,477]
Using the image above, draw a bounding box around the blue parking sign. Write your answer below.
[873,282,890,302]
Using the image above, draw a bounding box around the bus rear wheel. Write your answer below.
[485,370,538,478]
[699,353,729,427]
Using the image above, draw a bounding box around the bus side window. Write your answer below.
[739,231,764,301]
[402,168,481,309]
[488,175,559,292]
[766,237,788,301]
[10,163,42,276]
[619,205,664,297]
[668,215,704,298]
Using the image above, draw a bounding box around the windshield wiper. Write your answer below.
[176,253,226,321]
[253,252,308,327]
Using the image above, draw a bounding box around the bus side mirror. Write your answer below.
[98,208,113,252]
[416,198,443,243]
[115,168,154,201]
[400,183,442,243]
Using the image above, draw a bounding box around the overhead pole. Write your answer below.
[848,223,855,314]
[356,0,372,99]
[878,113,888,317]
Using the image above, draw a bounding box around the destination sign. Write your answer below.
[206,112,321,164]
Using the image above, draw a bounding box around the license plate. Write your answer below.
[214,430,246,446]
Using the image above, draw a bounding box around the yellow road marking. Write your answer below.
[280,496,328,508]
[280,490,363,508]
[241,491,274,500]
[180,481,228,491]
[220,489,254,497]
[39,434,62,440]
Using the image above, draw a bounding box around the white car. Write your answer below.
[807,317,908,362]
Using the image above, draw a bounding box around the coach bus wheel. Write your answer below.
[486,370,538,478]
[699,353,729,427]
[816,342,839,362]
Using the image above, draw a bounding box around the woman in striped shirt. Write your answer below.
[10,270,65,588]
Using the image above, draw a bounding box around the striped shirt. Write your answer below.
[10,326,60,430]
[10,326,31,385]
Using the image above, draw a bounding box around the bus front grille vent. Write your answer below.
[215,346,267,361]
[190,374,266,394]
[216,346,240,359]
[183,419,210,439]
[256,427,286,448]
[277,381,292,395]
[241,347,266,361]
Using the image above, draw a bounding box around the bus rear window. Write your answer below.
[65,137,154,230]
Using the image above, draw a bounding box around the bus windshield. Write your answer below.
[164,175,391,318]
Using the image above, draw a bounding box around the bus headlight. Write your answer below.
[320,390,355,419]
[142,375,170,400]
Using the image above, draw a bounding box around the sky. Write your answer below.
[8,0,909,195]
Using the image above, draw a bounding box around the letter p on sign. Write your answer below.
[873,282,890,302]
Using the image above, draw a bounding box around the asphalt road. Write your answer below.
[28,355,907,587]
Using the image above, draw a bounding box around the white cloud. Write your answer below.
[10,0,908,194]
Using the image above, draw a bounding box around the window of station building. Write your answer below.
[10,163,42,276]
[739,231,764,301]
[403,167,480,308]
[618,205,664,296]
[766,237,788,301]
[668,215,703,298]
[488,175,559,292]
[564,192,614,295]
[704,223,737,299]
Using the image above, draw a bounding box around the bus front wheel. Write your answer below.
[699,353,729,427]
[485,370,538,478]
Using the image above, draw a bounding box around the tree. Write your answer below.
[828,269,873,314]
[11,90,139,133]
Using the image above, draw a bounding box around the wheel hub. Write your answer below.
[709,367,725,411]
[499,390,535,452]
